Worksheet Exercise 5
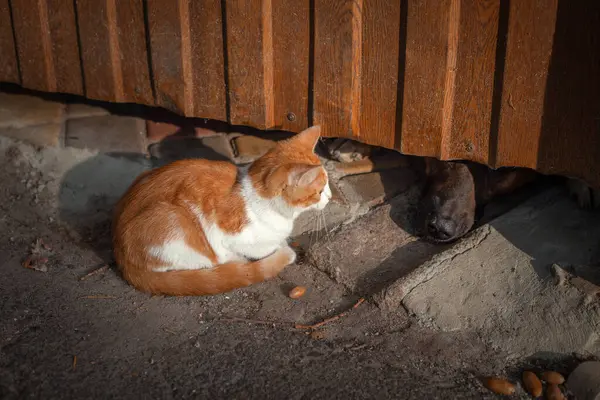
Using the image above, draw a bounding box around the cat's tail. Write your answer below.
[123,246,296,296]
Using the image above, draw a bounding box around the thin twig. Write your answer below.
[295,298,365,330]
[72,355,77,370]
[79,265,109,281]
[80,295,116,299]
[219,316,286,326]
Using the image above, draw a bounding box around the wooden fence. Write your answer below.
[0,0,599,187]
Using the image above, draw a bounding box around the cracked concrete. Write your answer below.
[378,188,600,359]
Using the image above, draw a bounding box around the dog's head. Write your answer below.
[420,158,476,243]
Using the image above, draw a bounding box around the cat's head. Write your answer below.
[248,126,331,212]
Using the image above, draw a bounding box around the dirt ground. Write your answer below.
[0,136,587,399]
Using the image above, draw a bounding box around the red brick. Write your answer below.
[146,121,181,144]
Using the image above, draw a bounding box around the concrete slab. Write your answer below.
[65,103,110,119]
[0,123,63,147]
[0,93,63,128]
[148,134,234,163]
[66,115,147,153]
[377,188,600,359]
[307,188,446,295]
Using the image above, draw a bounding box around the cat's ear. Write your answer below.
[288,165,322,187]
[292,125,321,151]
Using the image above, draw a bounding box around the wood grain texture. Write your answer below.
[400,0,451,157]
[0,0,19,83]
[442,0,499,163]
[188,0,227,120]
[271,0,310,131]
[112,0,153,104]
[225,0,271,128]
[495,0,558,169]
[358,0,401,148]
[46,0,82,94]
[535,1,600,188]
[313,0,357,138]
[75,0,116,100]
[146,0,189,114]
[11,0,54,91]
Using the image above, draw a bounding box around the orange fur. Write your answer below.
[113,126,326,296]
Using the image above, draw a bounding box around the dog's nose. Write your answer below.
[427,217,457,240]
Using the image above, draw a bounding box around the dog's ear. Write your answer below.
[490,168,537,197]
[424,157,442,177]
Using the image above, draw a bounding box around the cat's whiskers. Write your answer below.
[320,210,332,241]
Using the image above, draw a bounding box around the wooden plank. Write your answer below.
[12,0,81,93]
[46,0,83,94]
[10,0,53,91]
[358,0,401,148]
[535,2,600,188]
[495,0,558,169]
[400,0,451,157]
[75,0,117,101]
[442,0,499,163]
[225,0,270,128]
[189,0,227,121]
[271,0,310,131]
[113,0,153,104]
[0,0,19,83]
[313,0,356,138]
[146,0,189,114]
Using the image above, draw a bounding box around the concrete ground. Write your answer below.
[0,92,599,399]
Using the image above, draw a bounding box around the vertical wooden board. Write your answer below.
[225,0,268,128]
[358,0,401,148]
[271,0,310,132]
[10,0,52,91]
[75,0,116,101]
[400,0,451,157]
[0,0,19,83]
[495,0,557,169]
[146,1,189,114]
[443,0,499,163]
[46,0,83,94]
[189,0,227,121]
[535,2,600,188]
[313,0,355,138]
[114,0,153,104]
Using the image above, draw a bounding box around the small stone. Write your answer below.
[551,264,570,286]
[566,361,600,400]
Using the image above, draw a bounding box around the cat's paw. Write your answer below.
[260,246,297,279]
[277,245,297,266]
[567,178,600,209]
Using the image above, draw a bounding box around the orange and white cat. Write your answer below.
[113,126,331,296]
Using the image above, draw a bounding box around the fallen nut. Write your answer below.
[545,384,564,400]
[522,371,542,397]
[482,377,515,395]
[289,286,307,299]
[542,371,565,385]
